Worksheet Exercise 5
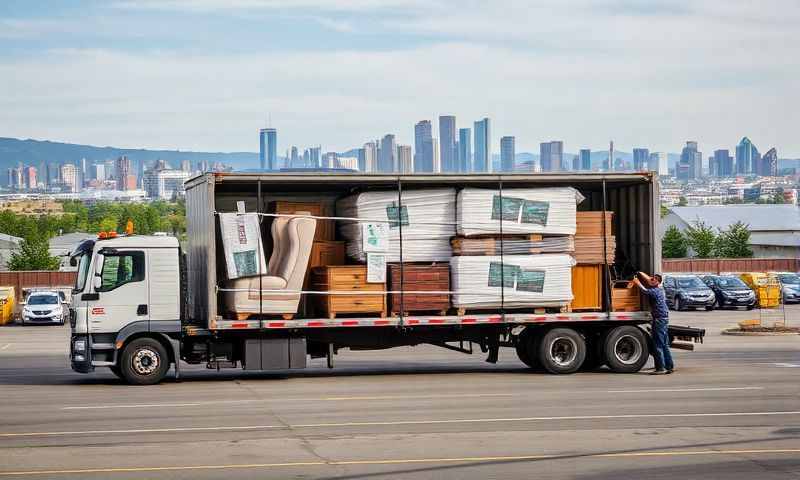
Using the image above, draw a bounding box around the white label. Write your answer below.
[362,222,390,253]
[366,253,386,283]
[236,201,246,214]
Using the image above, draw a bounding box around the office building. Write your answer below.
[760,148,778,177]
[438,115,457,173]
[60,163,78,193]
[579,149,591,171]
[379,134,397,173]
[115,156,136,190]
[94,163,106,181]
[307,146,321,168]
[540,141,564,172]
[500,136,515,172]
[359,142,377,173]
[46,163,59,186]
[648,152,669,176]
[259,128,278,170]
[23,166,36,190]
[677,141,702,181]
[632,148,650,171]
[473,118,491,173]
[397,145,413,174]
[143,167,190,200]
[414,120,434,173]
[322,152,337,169]
[572,155,580,171]
[735,137,759,175]
[713,149,733,177]
[289,146,300,168]
[608,141,615,171]
[458,128,472,173]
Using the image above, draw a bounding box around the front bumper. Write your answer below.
[70,334,93,374]
[683,296,716,307]
[783,291,800,303]
[23,312,63,324]
[720,295,756,307]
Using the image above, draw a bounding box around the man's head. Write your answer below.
[638,271,662,288]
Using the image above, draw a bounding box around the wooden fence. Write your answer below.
[662,258,800,274]
[0,271,77,303]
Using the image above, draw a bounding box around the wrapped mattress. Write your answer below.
[457,187,583,236]
[337,188,456,262]
[450,254,575,309]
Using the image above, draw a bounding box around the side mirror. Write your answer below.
[69,257,77,267]
[92,275,102,291]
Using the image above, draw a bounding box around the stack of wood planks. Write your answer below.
[573,212,615,265]
[450,234,574,256]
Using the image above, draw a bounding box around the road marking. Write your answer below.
[1,449,799,476]
[607,387,764,393]
[4,410,800,438]
[0,344,9,351]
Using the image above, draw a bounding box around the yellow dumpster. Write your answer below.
[0,287,16,325]
[739,273,781,308]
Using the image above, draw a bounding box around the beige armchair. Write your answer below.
[224,217,317,319]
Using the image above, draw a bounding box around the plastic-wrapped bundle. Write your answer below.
[337,188,456,262]
[451,235,574,256]
[450,254,576,309]
[457,187,583,236]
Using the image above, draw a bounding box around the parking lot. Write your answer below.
[0,307,798,479]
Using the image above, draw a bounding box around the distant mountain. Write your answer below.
[0,137,259,171]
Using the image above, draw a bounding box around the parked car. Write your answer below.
[21,291,67,325]
[663,274,716,311]
[701,275,756,309]
[772,272,800,304]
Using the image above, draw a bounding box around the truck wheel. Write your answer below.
[603,326,649,373]
[515,329,540,369]
[120,338,170,385]
[537,328,585,374]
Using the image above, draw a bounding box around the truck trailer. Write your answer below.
[68,172,704,384]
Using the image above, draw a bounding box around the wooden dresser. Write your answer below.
[570,264,603,311]
[310,265,386,319]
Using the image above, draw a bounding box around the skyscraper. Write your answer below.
[360,142,377,173]
[735,137,759,175]
[60,164,78,193]
[473,118,491,173]
[115,155,132,190]
[397,145,413,174]
[500,136,515,172]
[438,115,457,173]
[579,149,591,171]
[458,128,472,173]
[379,134,397,173]
[608,141,615,171]
[632,148,650,171]
[713,149,733,177]
[290,146,299,168]
[540,141,564,172]
[180,159,192,173]
[648,152,669,176]
[678,141,702,181]
[306,146,321,168]
[414,120,434,173]
[760,148,778,177]
[432,138,440,173]
[23,166,36,190]
[259,128,278,170]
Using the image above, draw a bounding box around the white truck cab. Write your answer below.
[69,234,182,383]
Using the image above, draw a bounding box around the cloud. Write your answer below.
[112,0,435,13]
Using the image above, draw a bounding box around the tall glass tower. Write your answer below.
[473,118,491,173]
[259,128,277,170]
[438,115,457,173]
[500,136,515,172]
[458,128,472,173]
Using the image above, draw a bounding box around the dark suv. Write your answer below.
[701,275,756,309]
[663,274,716,311]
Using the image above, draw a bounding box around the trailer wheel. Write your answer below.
[120,338,170,385]
[537,328,586,374]
[603,326,649,373]
[515,329,540,369]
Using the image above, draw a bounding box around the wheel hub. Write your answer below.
[550,337,577,367]
[132,348,160,375]
[614,335,642,365]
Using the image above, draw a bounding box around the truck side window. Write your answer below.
[98,251,145,292]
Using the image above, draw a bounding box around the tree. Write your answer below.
[684,221,717,258]
[715,221,753,258]
[662,225,688,258]
[7,238,61,271]
[660,205,669,218]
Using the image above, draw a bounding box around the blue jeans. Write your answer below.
[652,317,674,371]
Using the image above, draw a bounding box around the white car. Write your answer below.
[21,291,66,325]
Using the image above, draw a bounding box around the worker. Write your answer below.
[633,271,674,375]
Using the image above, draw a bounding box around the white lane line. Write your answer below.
[4,410,800,438]
[62,393,515,410]
[607,387,765,394]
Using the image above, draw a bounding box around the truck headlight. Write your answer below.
[73,340,86,352]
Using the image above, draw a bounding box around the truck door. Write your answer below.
[87,250,149,333]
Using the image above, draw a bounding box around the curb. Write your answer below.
[721,328,800,337]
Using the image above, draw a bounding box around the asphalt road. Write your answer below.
[1,307,799,479]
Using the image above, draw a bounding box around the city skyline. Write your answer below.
[1,2,798,157]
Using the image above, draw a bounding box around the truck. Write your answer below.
[68,172,705,384]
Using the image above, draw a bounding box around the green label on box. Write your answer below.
[516,269,546,293]
[386,203,409,228]
[521,200,549,226]
[491,195,524,222]
[233,250,258,277]
[488,261,520,288]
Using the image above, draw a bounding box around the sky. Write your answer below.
[1,0,798,157]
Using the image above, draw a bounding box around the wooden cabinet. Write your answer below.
[570,264,602,311]
[304,241,345,287]
[388,263,450,314]
[310,265,386,319]
[611,280,642,312]
[270,201,334,241]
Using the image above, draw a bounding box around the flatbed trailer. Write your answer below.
[68,172,704,384]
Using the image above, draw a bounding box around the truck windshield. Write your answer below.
[74,254,91,293]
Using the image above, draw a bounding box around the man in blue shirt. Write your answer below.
[633,271,674,375]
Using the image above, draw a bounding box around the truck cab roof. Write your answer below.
[95,235,179,249]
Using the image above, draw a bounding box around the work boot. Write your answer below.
[649,369,667,375]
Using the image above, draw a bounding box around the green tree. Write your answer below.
[715,221,753,258]
[660,205,669,218]
[662,225,688,258]
[7,238,61,271]
[684,220,717,258]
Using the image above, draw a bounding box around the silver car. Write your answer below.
[21,291,66,325]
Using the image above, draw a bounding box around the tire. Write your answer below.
[537,328,586,375]
[515,329,540,369]
[119,338,170,385]
[109,364,124,379]
[704,305,713,311]
[602,325,649,373]
[746,304,754,310]
[675,297,684,311]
